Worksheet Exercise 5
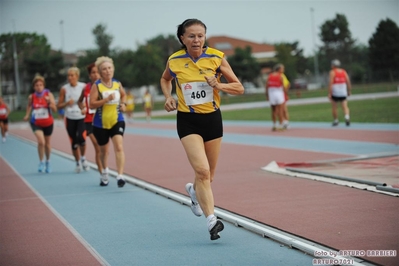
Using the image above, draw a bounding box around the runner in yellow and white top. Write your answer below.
[125,90,135,120]
[89,56,127,188]
[142,89,153,121]
[160,18,244,241]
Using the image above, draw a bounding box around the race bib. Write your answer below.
[182,82,213,106]
[85,96,96,114]
[66,106,81,115]
[33,108,49,119]
[0,108,7,115]
[102,90,120,105]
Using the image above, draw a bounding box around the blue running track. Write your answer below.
[1,136,315,266]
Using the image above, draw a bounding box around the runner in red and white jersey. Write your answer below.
[328,59,351,126]
[78,63,103,177]
[23,75,57,173]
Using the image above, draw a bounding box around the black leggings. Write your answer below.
[66,118,86,150]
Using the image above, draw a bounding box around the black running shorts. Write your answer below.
[331,96,347,102]
[30,123,54,136]
[93,121,125,146]
[177,109,223,142]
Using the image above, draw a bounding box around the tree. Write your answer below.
[92,24,113,56]
[348,44,369,83]
[147,34,181,65]
[291,42,308,76]
[0,33,64,93]
[77,49,101,81]
[319,14,355,72]
[112,49,135,87]
[274,41,307,80]
[24,49,64,91]
[275,43,297,81]
[131,44,164,91]
[368,18,399,82]
[227,46,260,85]
[78,23,113,81]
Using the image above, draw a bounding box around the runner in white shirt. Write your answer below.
[57,67,90,173]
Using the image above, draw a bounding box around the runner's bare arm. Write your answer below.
[160,62,176,112]
[205,58,244,95]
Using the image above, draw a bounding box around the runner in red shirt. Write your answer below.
[328,59,351,126]
[78,63,103,177]
[23,75,57,173]
[0,97,11,143]
[266,64,286,131]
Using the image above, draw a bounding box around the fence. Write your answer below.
[1,94,26,111]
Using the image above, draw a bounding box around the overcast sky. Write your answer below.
[1,0,398,56]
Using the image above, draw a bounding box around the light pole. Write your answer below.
[60,20,64,51]
[310,8,320,82]
[12,20,21,109]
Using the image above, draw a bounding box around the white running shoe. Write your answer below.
[82,160,90,171]
[100,173,109,186]
[185,183,203,217]
[75,164,82,173]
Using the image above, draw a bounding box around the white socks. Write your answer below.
[207,214,217,231]
[345,114,350,120]
[101,168,109,183]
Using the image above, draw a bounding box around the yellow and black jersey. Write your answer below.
[168,47,224,113]
[92,79,124,129]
